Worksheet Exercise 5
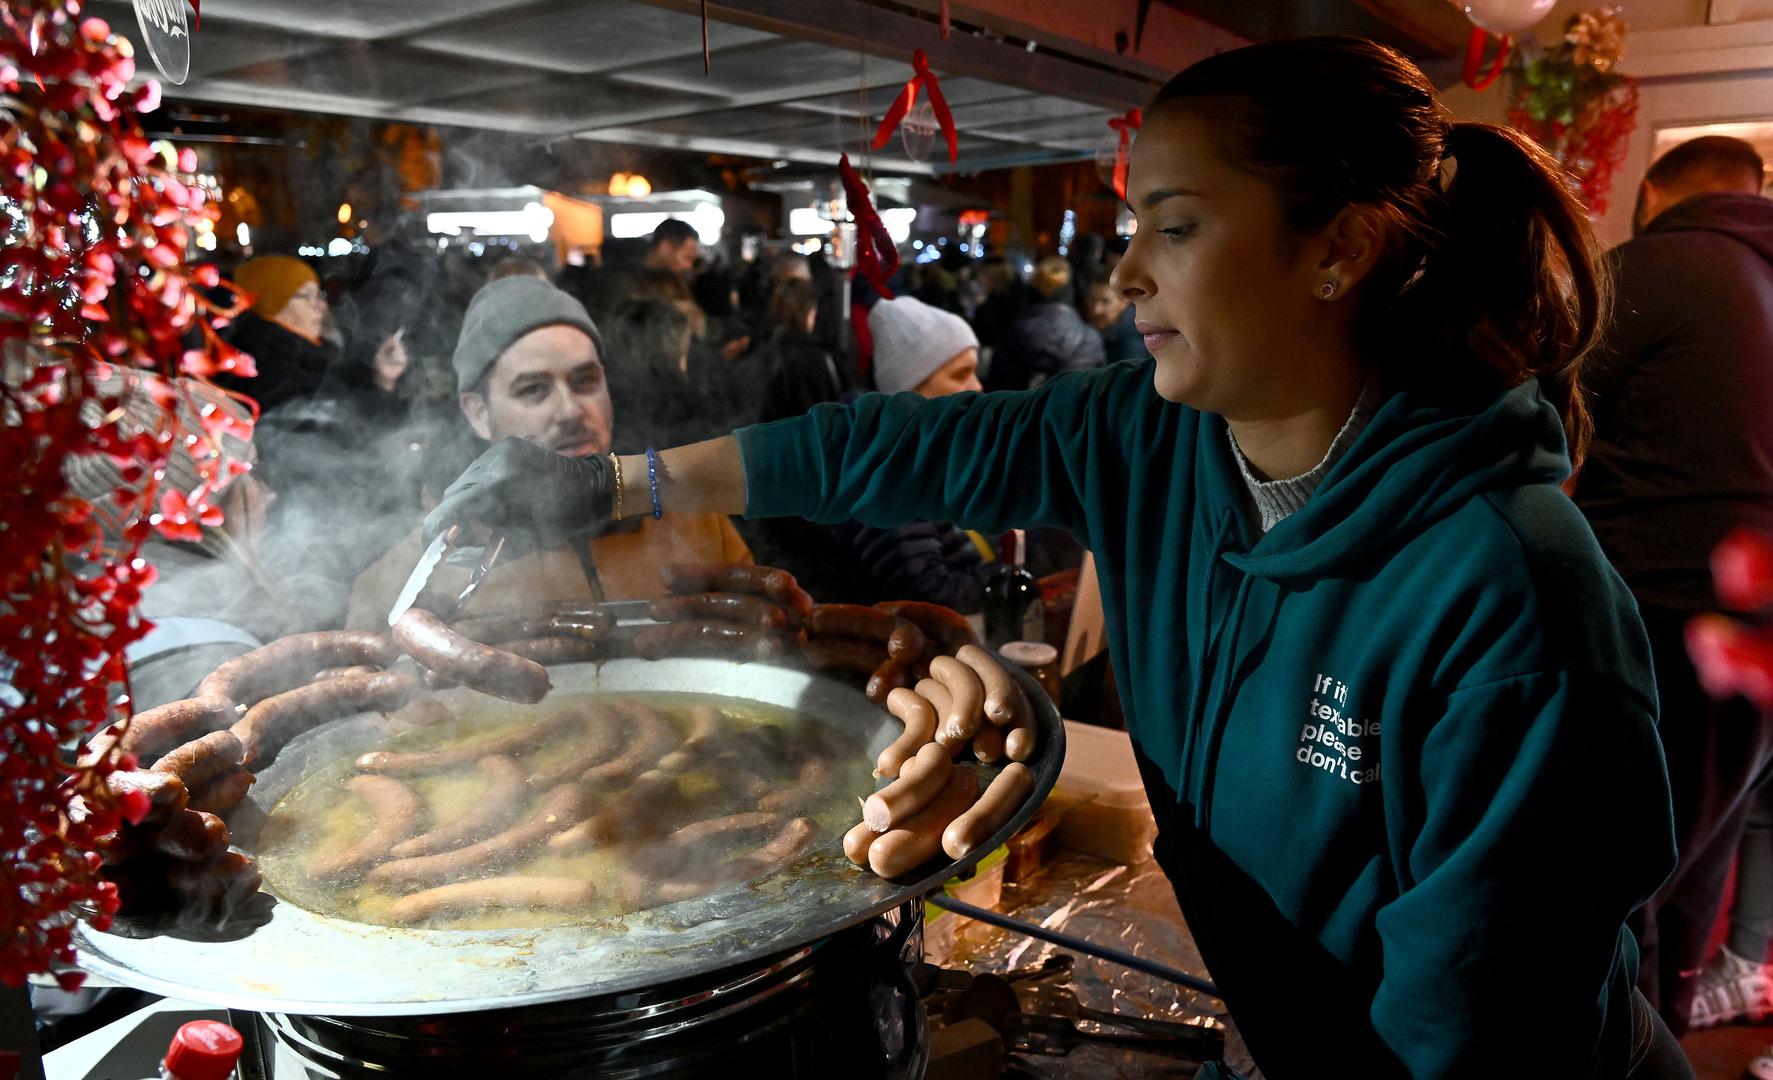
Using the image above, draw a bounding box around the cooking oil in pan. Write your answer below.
[254,692,873,930]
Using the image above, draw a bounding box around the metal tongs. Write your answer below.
[386,529,509,627]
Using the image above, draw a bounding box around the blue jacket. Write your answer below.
[739,361,1675,1078]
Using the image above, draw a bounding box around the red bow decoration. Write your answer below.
[188,0,201,30]
[1108,108,1142,200]
[1461,27,1509,91]
[871,49,958,166]
[838,154,899,299]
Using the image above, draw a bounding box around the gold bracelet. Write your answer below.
[608,452,624,520]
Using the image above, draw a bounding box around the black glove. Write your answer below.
[423,437,615,544]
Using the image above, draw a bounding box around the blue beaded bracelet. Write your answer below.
[645,447,663,520]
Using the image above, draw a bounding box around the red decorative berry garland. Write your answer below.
[1,0,247,987]
[1505,7,1639,216]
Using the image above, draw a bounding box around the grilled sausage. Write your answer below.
[369,782,591,892]
[388,698,455,729]
[651,817,819,905]
[196,631,398,710]
[877,688,937,780]
[389,755,528,860]
[308,775,426,885]
[757,757,832,815]
[665,810,785,850]
[662,564,801,607]
[806,605,926,661]
[357,709,574,777]
[523,703,628,788]
[389,876,595,923]
[106,769,189,826]
[582,704,679,787]
[866,658,912,706]
[149,730,243,791]
[632,620,785,661]
[874,600,980,653]
[150,809,231,863]
[393,608,550,705]
[82,698,233,768]
[656,704,723,772]
[450,607,613,645]
[548,770,686,854]
[495,636,601,667]
[233,670,419,769]
[862,741,954,832]
[649,593,790,630]
[867,768,981,879]
[186,766,254,816]
[311,665,378,683]
[942,763,1034,859]
[800,637,888,675]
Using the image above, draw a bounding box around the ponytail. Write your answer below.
[1395,121,1605,466]
[1152,38,1608,467]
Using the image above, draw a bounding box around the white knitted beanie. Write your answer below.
[868,296,978,395]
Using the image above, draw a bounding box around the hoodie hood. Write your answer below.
[1646,191,1773,266]
[1217,379,1570,581]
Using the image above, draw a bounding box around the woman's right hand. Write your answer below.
[422,437,614,544]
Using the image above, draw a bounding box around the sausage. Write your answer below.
[388,698,455,728]
[662,563,800,605]
[496,636,601,667]
[971,723,1007,764]
[862,741,954,832]
[800,637,887,675]
[867,767,981,879]
[389,876,596,924]
[656,704,723,772]
[633,620,785,661]
[665,810,785,850]
[877,689,937,779]
[150,809,231,863]
[844,820,881,867]
[522,703,627,788]
[106,769,189,826]
[308,775,426,884]
[929,656,986,743]
[392,608,550,705]
[582,704,679,787]
[233,670,419,769]
[651,817,819,905]
[450,607,613,645]
[955,644,1030,728]
[649,593,789,630]
[187,766,254,816]
[916,678,954,717]
[149,730,243,790]
[806,606,926,661]
[866,658,912,706]
[357,709,574,776]
[943,763,1034,859]
[82,698,233,768]
[549,771,687,854]
[165,850,262,916]
[196,630,399,710]
[874,600,981,653]
[369,782,591,892]
[389,755,528,860]
[757,758,832,815]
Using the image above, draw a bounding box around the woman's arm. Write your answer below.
[615,436,747,517]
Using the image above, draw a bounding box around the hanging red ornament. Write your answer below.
[1107,108,1142,199]
[940,0,951,39]
[871,49,958,166]
[1462,28,1510,90]
[838,154,899,298]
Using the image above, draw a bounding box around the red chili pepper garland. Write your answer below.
[837,155,899,299]
[1,0,245,987]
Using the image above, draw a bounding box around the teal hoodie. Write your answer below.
[739,360,1676,1079]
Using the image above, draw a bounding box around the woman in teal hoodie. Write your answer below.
[430,38,1685,1079]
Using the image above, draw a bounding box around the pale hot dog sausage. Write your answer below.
[954,644,1030,728]
[877,688,937,779]
[867,768,981,878]
[862,741,953,832]
[942,762,1034,859]
[928,656,986,743]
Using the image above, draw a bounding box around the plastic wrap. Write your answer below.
[925,849,1261,1078]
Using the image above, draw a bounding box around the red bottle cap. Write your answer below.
[163,1019,243,1080]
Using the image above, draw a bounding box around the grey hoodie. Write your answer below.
[1574,192,1773,613]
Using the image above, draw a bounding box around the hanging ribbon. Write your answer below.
[1107,108,1141,200]
[940,0,951,38]
[699,0,710,75]
[838,154,899,299]
[1461,27,1510,91]
[871,49,958,166]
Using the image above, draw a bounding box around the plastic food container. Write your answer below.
[1050,720,1158,866]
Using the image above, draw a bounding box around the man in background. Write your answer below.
[984,255,1105,391]
[347,276,749,625]
[1573,134,1773,1037]
[644,218,700,281]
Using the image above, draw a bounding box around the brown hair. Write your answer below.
[767,277,819,334]
[1152,36,1606,465]
[1645,134,1765,193]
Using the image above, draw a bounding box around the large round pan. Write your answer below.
[70,656,1065,1015]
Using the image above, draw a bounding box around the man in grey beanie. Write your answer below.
[453,275,612,459]
[346,275,751,625]
[868,295,982,397]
